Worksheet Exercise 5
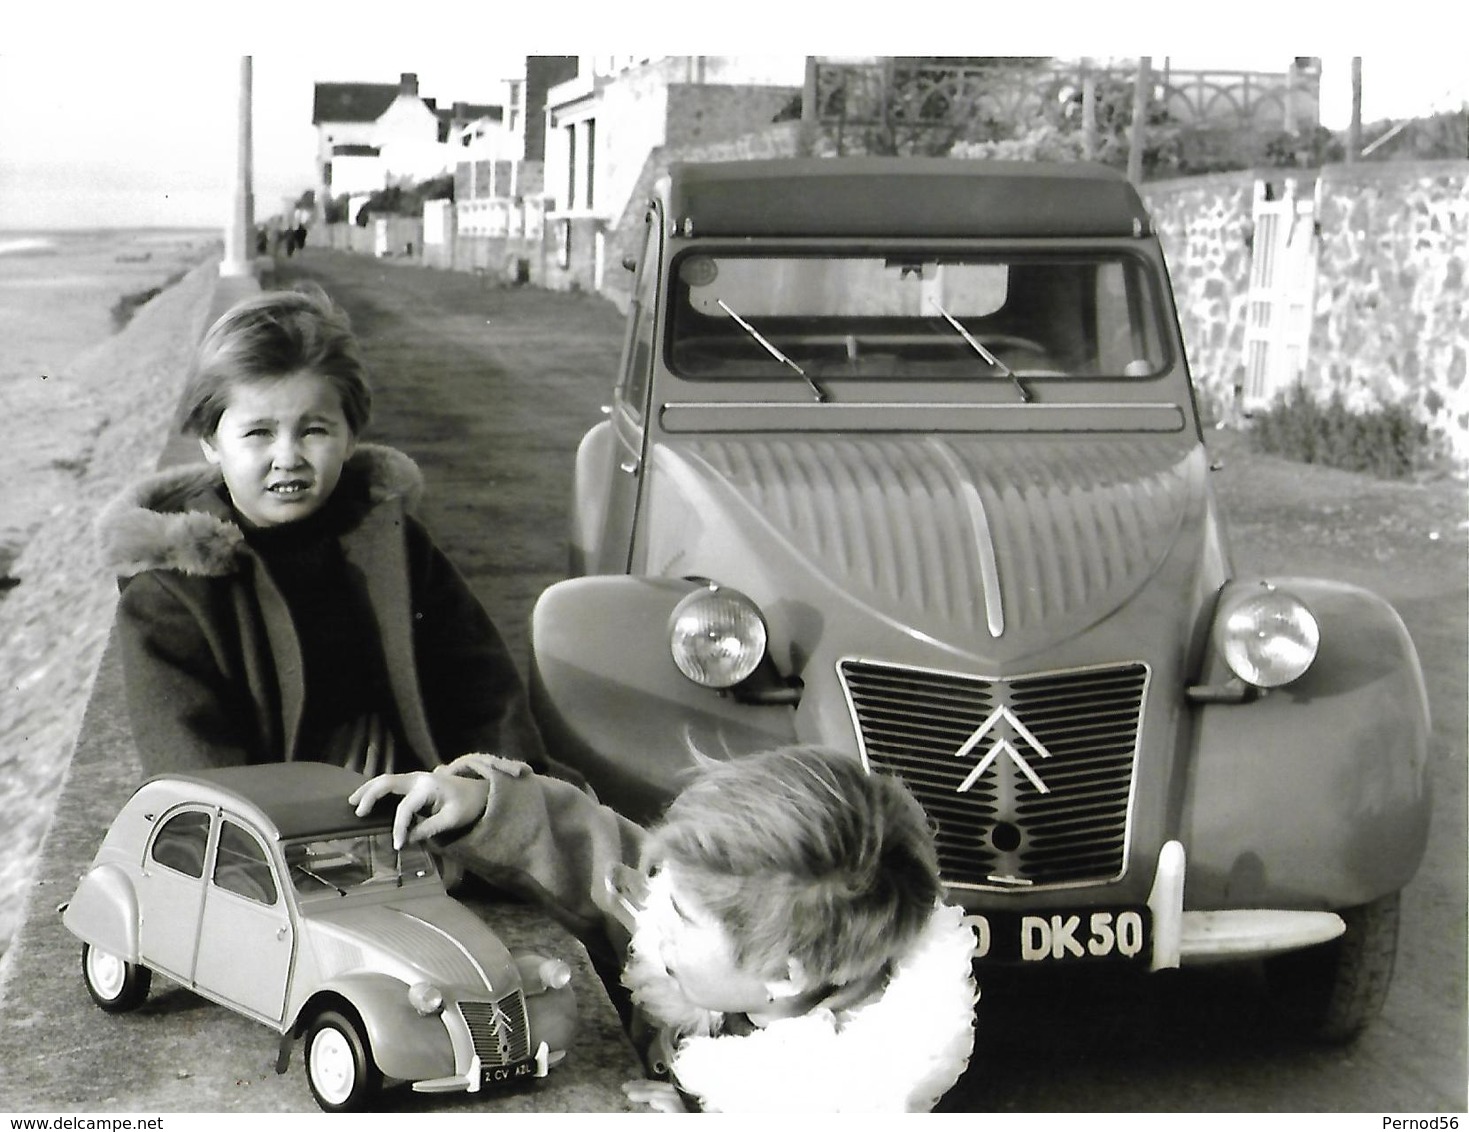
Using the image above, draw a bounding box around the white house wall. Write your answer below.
[332,154,387,196]
[543,55,807,226]
[317,120,379,169]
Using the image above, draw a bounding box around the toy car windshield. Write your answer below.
[284,831,436,896]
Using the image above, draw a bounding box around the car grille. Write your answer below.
[838,659,1148,891]
[460,993,532,1067]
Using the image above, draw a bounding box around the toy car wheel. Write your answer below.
[1264,891,1400,1044]
[304,1008,381,1112]
[81,942,151,1013]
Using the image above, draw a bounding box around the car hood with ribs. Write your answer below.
[301,891,522,996]
[641,432,1226,672]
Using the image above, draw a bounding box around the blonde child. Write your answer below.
[351,744,978,1112]
[99,284,551,778]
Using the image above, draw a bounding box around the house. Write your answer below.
[312,72,511,213]
[538,56,809,291]
[450,57,575,246]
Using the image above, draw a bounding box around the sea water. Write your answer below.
[0,228,217,385]
[0,228,216,557]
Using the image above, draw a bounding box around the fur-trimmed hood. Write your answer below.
[96,443,424,579]
[626,902,979,1112]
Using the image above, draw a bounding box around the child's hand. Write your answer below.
[621,1078,687,1113]
[349,771,490,849]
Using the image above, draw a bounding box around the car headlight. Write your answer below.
[668,583,768,688]
[1217,585,1320,688]
[408,981,445,1016]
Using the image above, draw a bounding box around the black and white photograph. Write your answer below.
[1,4,1465,1120]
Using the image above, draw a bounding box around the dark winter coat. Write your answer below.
[96,444,549,777]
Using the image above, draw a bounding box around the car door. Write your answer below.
[193,816,293,1023]
[137,806,212,981]
[592,205,661,575]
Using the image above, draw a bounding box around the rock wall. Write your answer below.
[1312,161,1469,457]
[1146,159,1469,461]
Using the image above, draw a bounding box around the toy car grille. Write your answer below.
[460,993,532,1066]
[839,659,1148,890]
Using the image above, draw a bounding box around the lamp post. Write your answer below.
[220,56,256,277]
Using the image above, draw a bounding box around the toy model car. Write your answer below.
[529,157,1431,1042]
[62,763,577,1111]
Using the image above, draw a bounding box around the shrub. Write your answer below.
[1248,382,1436,479]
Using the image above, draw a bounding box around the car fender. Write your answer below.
[530,575,798,822]
[61,864,139,961]
[516,962,577,1058]
[570,421,614,576]
[1181,576,1431,909]
[298,974,455,1084]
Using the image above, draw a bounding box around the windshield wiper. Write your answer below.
[928,298,1032,403]
[292,862,347,896]
[716,299,827,402]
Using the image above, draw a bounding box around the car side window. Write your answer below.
[212,819,279,905]
[616,211,661,423]
[149,810,211,878]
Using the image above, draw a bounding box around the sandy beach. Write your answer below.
[0,229,218,957]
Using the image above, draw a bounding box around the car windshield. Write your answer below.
[285,831,436,898]
[667,251,1169,383]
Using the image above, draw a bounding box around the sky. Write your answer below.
[2,2,1466,231]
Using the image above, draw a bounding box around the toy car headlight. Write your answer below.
[668,583,768,688]
[1217,586,1320,688]
[408,981,445,1016]
[537,958,573,990]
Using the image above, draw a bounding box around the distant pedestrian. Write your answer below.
[97,284,561,782]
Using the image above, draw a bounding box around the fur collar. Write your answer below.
[96,443,423,579]
[629,902,978,1112]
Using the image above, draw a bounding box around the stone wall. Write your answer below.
[1145,159,1469,461]
[664,84,798,150]
[1311,161,1469,456]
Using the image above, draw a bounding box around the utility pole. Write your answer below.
[1127,56,1152,185]
[1347,57,1363,164]
[1081,61,1098,161]
[221,56,256,277]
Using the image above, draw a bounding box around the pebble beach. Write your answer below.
[0,229,218,960]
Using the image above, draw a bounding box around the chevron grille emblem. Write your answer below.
[488,1001,515,1060]
[954,704,1054,794]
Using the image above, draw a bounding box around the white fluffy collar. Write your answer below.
[628,902,978,1112]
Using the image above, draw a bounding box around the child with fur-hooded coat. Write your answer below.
[97,285,550,778]
[352,745,979,1112]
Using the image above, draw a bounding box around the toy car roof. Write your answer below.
[139,763,397,841]
[662,157,1153,240]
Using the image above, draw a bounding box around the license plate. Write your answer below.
[481,1058,537,1088]
[965,907,1150,964]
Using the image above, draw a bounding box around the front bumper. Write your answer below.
[412,1040,556,1095]
[1146,840,1343,971]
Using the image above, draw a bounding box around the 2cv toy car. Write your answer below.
[528,157,1430,1042]
[61,762,577,1111]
